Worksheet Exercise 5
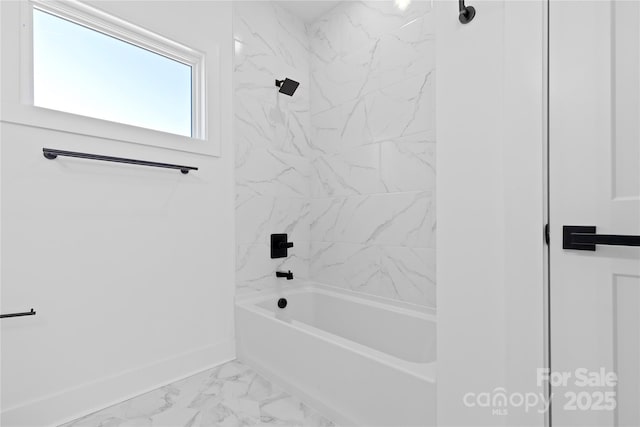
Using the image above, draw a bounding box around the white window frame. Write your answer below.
[1,0,219,156]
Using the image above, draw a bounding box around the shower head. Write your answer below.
[275,78,300,96]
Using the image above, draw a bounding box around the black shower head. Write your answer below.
[275,78,300,96]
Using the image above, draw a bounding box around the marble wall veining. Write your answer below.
[234,2,313,295]
[234,1,436,308]
[308,2,436,308]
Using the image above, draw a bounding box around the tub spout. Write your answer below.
[276,270,294,280]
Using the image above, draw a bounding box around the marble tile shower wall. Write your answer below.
[234,2,313,294]
[234,1,435,308]
[308,2,436,307]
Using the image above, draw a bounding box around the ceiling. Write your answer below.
[275,1,342,22]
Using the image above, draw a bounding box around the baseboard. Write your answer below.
[1,340,235,426]
[237,352,357,427]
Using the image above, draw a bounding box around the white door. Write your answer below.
[550,1,640,426]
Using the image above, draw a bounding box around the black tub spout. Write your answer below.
[276,270,294,280]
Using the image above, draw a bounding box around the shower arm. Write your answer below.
[458,0,476,24]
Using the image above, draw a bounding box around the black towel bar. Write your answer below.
[0,308,36,319]
[43,148,198,174]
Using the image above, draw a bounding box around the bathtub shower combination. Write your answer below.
[234,1,436,425]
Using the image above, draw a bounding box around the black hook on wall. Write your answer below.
[459,0,476,24]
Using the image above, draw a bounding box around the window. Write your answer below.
[31,4,204,138]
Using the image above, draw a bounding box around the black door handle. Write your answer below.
[563,225,640,251]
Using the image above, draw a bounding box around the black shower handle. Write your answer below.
[271,234,294,258]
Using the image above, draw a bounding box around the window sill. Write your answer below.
[0,103,220,157]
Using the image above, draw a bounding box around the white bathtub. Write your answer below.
[235,283,436,426]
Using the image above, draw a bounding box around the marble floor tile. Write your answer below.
[60,361,335,427]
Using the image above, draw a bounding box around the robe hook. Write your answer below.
[459,0,476,24]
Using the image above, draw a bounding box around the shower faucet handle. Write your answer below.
[271,234,294,258]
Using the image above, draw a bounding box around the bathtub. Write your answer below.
[235,283,436,426]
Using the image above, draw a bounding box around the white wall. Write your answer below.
[436,0,546,426]
[0,2,235,425]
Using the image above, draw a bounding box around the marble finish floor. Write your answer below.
[61,360,335,427]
